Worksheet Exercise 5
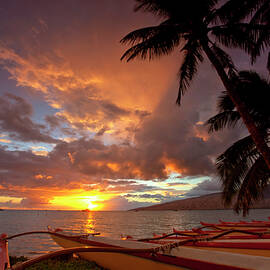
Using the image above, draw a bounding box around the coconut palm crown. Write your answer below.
[121,0,270,170]
[206,71,270,215]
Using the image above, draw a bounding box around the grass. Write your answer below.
[10,254,105,270]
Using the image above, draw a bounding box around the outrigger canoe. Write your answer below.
[49,228,270,270]
[152,228,270,240]
[200,219,270,230]
[2,219,270,270]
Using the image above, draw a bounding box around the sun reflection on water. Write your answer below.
[85,212,95,234]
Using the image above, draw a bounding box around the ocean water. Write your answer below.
[0,209,269,257]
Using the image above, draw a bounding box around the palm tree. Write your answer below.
[206,71,270,215]
[120,0,270,169]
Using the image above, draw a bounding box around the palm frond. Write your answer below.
[207,70,270,132]
[221,136,257,165]
[236,71,270,124]
[250,0,270,24]
[216,91,234,112]
[250,27,270,63]
[134,0,218,20]
[134,0,171,18]
[206,111,240,133]
[217,135,258,205]
[210,44,237,76]
[208,69,270,214]
[176,40,203,105]
[215,0,270,62]
[120,23,182,62]
[234,156,270,216]
[210,23,268,58]
[238,70,265,82]
[219,154,249,205]
[215,0,266,24]
[266,52,270,73]
[120,25,169,45]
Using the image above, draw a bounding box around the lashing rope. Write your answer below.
[1,231,100,241]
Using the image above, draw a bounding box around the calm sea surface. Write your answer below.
[0,209,270,257]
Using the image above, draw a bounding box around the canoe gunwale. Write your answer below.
[50,233,250,270]
[200,221,270,228]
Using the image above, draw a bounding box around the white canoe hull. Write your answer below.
[51,233,270,270]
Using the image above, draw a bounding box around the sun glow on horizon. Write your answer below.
[87,201,100,210]
[49,192,114,210]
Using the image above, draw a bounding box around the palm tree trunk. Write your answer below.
[201,41,270,170]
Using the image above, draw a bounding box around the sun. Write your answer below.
[87,201,99,210]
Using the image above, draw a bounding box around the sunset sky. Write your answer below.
[0,0,267,210]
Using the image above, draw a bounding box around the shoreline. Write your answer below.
[9,254,104,270]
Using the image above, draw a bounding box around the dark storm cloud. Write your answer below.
[0,94,58,143]
[0,200,21,209]
[20,197,50,208]
[124,193,182,201]
[101,100,131,119]
[134,109,151,119]
[50,137,175,180]
[45,114,79,137]
[166,182,190,186]
[101,180,137,185]
[133,66,245,177]
[61,95,134,128]
[104,196,153,211]
[0,147,55,188]
[0,144,93,194]
[45,115,64,130]
[184,178,222,198]
[50,138,147,180]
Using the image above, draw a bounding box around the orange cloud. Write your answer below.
[162,157,184,176]
[67,152,75,164]
[194,122,210,142]
[34,174,44,180]
[0,23,180,141]
[34,174,52,180]
[32,150,48,156]
[0,138,11,143]
[107,163,120,172]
